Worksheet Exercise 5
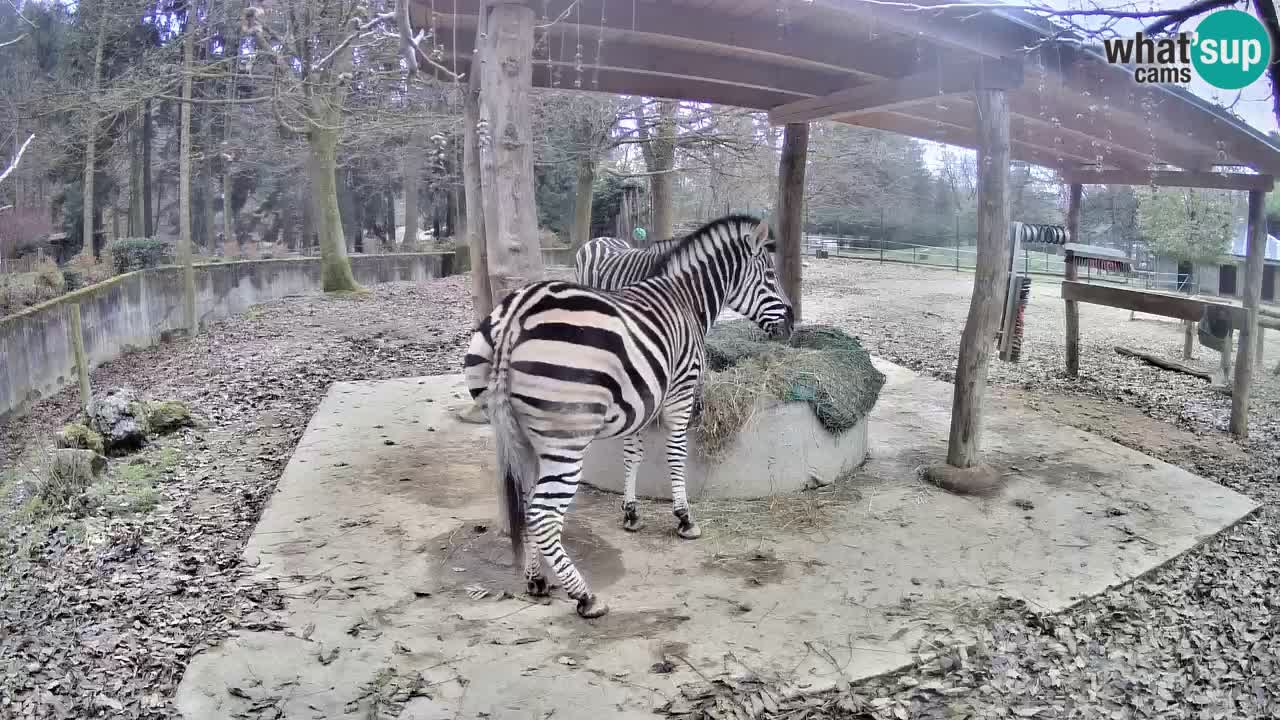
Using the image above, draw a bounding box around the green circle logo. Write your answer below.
[1192,9,1272,90]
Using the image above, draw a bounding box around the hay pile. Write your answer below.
[694,320,887,457]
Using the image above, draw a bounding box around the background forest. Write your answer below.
[2,0,1279,313]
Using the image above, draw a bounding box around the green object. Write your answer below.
[695,320,887,457]
[632,227,647,243]
[1192,10,1270,90]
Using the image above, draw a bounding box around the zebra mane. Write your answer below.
[642,214,766,280]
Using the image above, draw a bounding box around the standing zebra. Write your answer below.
[573,235,682,290]
[462,214,793,618]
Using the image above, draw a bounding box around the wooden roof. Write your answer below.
[412,0,1280,177]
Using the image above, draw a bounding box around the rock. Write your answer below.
[144,400,194,434]
[50,448,108,480]
[55,422,105,455]
[27,449,109,508]
[87,388,150,455]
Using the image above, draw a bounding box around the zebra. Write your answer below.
[462,214,793,618]
[573,234,683,290]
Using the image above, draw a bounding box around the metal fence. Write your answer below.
[802,234,1068,275]
[0,249,48,275]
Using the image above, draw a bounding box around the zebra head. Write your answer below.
[723,220,794,340]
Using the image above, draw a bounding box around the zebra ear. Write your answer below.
[750,221,771,253]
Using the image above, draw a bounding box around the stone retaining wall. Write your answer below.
[0,253,455,421]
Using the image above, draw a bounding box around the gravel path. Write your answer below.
[2,262,1278,719]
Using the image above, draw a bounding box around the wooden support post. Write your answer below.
[776,122,808,324]
[1064,183,1082,378]
[944,88,1012,471]
[66,304,91,413]
[1229,189,1267,438]
[477,2,542,308]
[1257,329,1265,367]
[1182,320,1194,360]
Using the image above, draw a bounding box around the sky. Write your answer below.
[1040,0,1277,133]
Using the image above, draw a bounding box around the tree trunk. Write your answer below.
[571,154,594,249]
[463,18,491,322]
[645,100,678,240]
[432,192,443,239]
[178,25,198,333]
[776,122,808,323]
[301,182,314,252]
[945,89,1011,470]
[309,128,360,291]
[143,99,154,237]
[128,108,144,237]
[402,140,421,249]
[80,19,106,259]
[447,188,459,239]
[384,187,395,251]
[203,154,217,253]
[477,3,541,308]
[222,161,235,252]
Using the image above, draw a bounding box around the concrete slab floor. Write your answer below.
[175,360,1259,720]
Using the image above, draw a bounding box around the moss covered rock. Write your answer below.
[143,400,194,434]
[55,422,106,455]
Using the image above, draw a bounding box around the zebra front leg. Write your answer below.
[663,405,701,540]
[621,434,644,532]
[529,458,608,618]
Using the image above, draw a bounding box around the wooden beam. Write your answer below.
[1050,45,1280,173]
[883,100,1151,172]
[767,57,1022,126]
[1018,91,1212,172]
[1230,189,1268,438]
[847,111,1096,172]
[946,88,1012,469]
[805,0,1039,60]
[1064,184,1082,378]
[1060,281,1246,324]
[430,0,927,81]
[1062,169,1275,192]
[478,3,542,306]
[451,54,811,110]
[776,122,808,323]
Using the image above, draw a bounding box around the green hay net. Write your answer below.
[693,320,888,458]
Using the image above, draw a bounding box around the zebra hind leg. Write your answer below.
[621,434,644,532]
[523,523,551,597]
[529,452,609,618]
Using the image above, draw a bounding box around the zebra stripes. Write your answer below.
[574,235,683,290]
[463,214,793,618]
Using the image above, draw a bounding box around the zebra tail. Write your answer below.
[489,322,536,568]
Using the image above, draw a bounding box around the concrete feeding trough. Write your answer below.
[583,321,886,500]
[581,396,871,500]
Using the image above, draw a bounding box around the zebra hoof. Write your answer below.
[527,576,551,597]
[674,509,702,539]
[622,506,644,532]
[576,595,609,619]
[677,522,702,540]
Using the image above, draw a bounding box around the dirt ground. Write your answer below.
[2,260,1279,718]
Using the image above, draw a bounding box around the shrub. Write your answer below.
[0,259,66,315]
[108,238,175,274]
[62,254,115,291]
